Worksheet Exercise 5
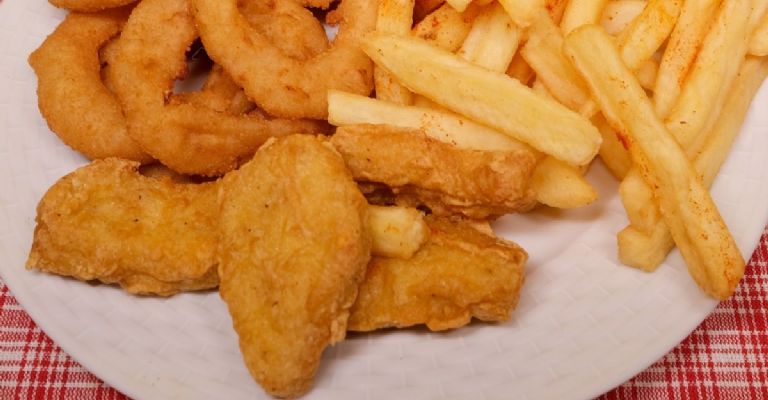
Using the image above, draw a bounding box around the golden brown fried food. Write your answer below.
[26,158,219,296]
[28,8,150,163]
[330,125,538,219]
[218,135,371,398]
[49,0,136,12]
[349,216,527,331]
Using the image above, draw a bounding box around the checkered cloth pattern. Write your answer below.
[1,228,766,399]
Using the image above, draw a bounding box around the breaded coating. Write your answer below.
[330,124,538,219]
[349,216,527,332]
[218,135,371,398]
[26,159,219,296]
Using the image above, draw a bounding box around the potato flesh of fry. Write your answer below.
[617,0,682,71]
[497,0,545,27]
[751,12,768,56]
[565,25,745,300]
[546,0,570,24]
[561,0,610,34]
[457,2,521,73]
[375,0,415,105]
[600,0,648,36]
[446,0,472,12]
[653,0,722,118]
[529,157,597,208]
[362,33,602,166]
[327,90,531,152]
[593,113,632,179]
[412,3,479,51]
[368,205,429,259]
[621,0,753,233]
[618,57,768,272]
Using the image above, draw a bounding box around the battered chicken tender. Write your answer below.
[330,125,538,219]
[218,135,371,398]
[26,159,219,296]
[348,216,527,332]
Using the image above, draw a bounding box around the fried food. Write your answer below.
[218,135,371,398]
[26,158,219,296]
[109,0,327,176]
[192,0,377,119]
[28,8,150,163]
[330,125,538,219]
[349,216,527,332]
[240,0,330,60]
[49,0,136,12]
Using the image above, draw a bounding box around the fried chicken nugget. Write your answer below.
[218,135,371,398]
[26,159,219,296]
[349,216,527,332]
[330,125,538,219]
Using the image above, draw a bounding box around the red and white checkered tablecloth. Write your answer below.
[1,228,766,400]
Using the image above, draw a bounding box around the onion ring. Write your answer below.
[28,8,151,163]
[48,0,137,12]
[109,0,327,176]
[192,0,377,119]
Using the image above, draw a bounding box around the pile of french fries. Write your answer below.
[329,0,768,300]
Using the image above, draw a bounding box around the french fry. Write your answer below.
[374,0,415,105]
[546,0,570,24]
[413,2,480,51]
[529,157,597,208]
[362,33,602,166]
[506,52,536,84]
[635,58,658,91]
[617,0,682,71]
[621,0,754,233]
[457,2,521,72]
[618,57,768,272]
[751,12,768,56]
[560,0,610,34]
[600,0,648,35]
[521,12,592,110]
[497,0,545,27]
[653,0,720,118]
[565,25,745,300]
[593,113,632,179]
[327,90,530,152]
[446,0,472,12]
[368,205,430,259]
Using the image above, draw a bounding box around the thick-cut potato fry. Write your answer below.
[348,216,527,332]
[412,3,480,51]
[565,25,745,300]
[529,157,597,208]
[546,0,569,23]
[521,12,592,111]
[362,33,602,166]
[331,124,538,218]
[653,0,720,118]
[446,0,472,12]
[751,12,768,56]
[328,90,530,152]
[619,57,768,272]
[506,51,536,84]
[665,0,752,155]
[374,0,415,105]
[457,2,521,72]
[617,0,681,71]
[622,0,753,232]
[561,0,610,34]
[600,0,648,35]
[635,58,658,91]
[593,113,632,179]
[498,0,545,27]
[368,205,429,259]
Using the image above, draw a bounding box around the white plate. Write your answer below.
[2,1,768,399]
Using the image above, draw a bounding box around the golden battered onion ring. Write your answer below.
[49,0,137,12]
[29,8,150,163]
[109,0,327,176]
[192,0,377,119]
